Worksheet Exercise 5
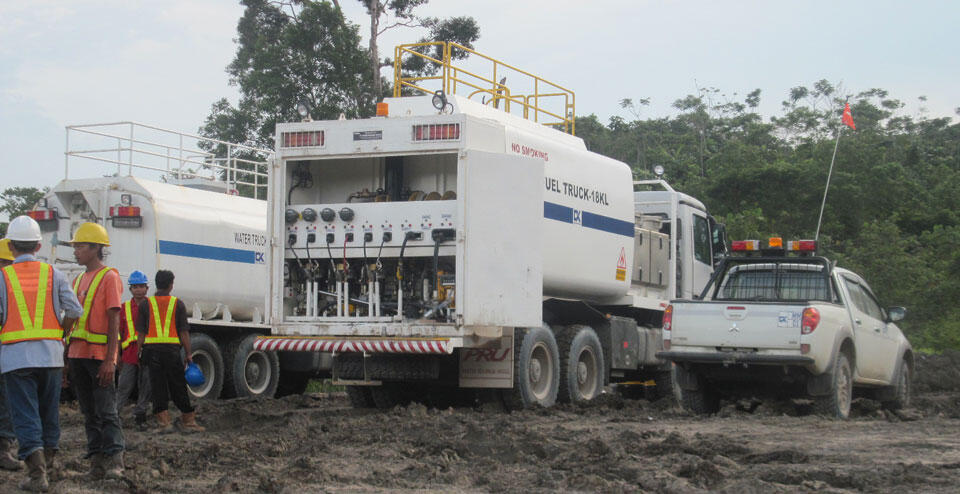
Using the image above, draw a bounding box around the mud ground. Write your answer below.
[2,351,958,493]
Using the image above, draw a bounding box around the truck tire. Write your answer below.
[556,325,604,403]
[346,386,375,408]
[502,326,560,410]
[673,366,719,415]
[275,371,312,397]
[187,333,225,400]
[813,352,853,419]
[223,334,280,398]
[881,359,911,411]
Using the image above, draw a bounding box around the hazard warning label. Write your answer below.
[615,247,627,281]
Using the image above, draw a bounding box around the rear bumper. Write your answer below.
[657,351,814,366]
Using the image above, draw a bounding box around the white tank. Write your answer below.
[37,176,267,322]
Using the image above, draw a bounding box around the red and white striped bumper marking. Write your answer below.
[253,337,452,354]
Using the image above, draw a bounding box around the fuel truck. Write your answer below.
[257,42,728,408]
[29,122,325,400]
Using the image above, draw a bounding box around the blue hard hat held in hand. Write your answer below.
[185,362,205,386]
[128,270,149,285]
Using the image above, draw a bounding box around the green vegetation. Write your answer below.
[579,81,960,351]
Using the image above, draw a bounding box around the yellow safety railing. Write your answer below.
[393,42,576,135]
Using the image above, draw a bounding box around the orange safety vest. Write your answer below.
[0,262,64,344]
[121,300,138,350]
[144,295,180,345]
[68,266,117,345]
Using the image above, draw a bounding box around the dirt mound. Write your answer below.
[914,350,960,392]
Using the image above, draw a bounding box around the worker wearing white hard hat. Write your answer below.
[0,238,18,472]
[0,216,83,491]
[64,222,125,480]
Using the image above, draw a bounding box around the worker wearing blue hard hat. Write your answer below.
[135,270,204,433]
[115,271,152,431]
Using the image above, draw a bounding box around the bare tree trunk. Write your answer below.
[369,1,382,98]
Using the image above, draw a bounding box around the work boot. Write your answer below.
[135,413,148,432]
[0,437,22,471]
[155,410,174,433]
[84,453,105,481]
[180,411,205,433]
[43,448,60,481]
[19,449,48,492]
[103,452,124,480]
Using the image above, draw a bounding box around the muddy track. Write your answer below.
[1,389,956,494]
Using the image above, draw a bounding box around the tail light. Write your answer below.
[413,123,460,142]
[109,206,142,228]
[27,209,57,221]
[787,240,817,252]
[280,130,324,148]
[662,304,673,350]
[731,240,760,251]
[801,307,820,334]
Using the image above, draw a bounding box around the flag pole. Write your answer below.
[815,126,842,242]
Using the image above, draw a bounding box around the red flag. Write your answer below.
[842,102,856,130]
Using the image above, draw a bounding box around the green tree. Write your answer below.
[0,187,47,237]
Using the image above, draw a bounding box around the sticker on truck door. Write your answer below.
[778,311,801,328]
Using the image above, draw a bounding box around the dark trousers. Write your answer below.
[69,358,124,458]
[142,346,194,414]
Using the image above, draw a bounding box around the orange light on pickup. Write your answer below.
[768,237,783,248]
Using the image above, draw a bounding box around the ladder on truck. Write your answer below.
[393,41,576,134]
[64,122,272,200]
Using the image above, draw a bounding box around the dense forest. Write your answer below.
[576,83,960,351]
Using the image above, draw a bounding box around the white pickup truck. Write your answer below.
[657,240,913,418]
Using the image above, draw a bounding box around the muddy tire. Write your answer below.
[882,360,911,411]
[502,326,560,410]
[223,334,280,399]
[370,383,409,409]
[673,366,719,415]
[187,333,225,400]
[346,386,375,408]
[813,352,853,419]
[654,370,677,402]
[275,371,312,397]
[556,325,604,403]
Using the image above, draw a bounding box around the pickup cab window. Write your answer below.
[843,278,885,321]
[715,262,830,301]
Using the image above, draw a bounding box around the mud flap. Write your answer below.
[458,333,514,388]
[806,370,834,396]
[673,363,701,391]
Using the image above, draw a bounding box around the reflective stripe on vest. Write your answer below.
[121,300,137,350]
[144,296,180,345]
[1,263,64,344]
[68,267,115,345]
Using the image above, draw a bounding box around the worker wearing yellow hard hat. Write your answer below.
[0,239,14,267]
[64,222,125,479]
[0,216,83,490]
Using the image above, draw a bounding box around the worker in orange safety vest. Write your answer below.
[64,222,124,481]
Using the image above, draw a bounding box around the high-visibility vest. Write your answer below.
[121,300,138,350]
[68,267,117,345]
[144,296,180,345]
[0,262,64,344]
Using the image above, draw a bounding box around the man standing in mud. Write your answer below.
[1,217,82,491]
[0,238,23,472]
[136,270,204,433]
[115,270,151,431]
[65,222,125,480]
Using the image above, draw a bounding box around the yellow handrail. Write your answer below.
[393,42,576,135]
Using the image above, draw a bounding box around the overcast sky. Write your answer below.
[1,0,957,196]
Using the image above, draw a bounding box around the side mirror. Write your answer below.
[887,306,906,322]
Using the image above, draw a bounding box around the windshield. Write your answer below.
[714,262,830,302]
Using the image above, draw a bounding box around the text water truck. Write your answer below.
[256,42,727,408]
[657,238,913,419]
[31,122,330,400]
